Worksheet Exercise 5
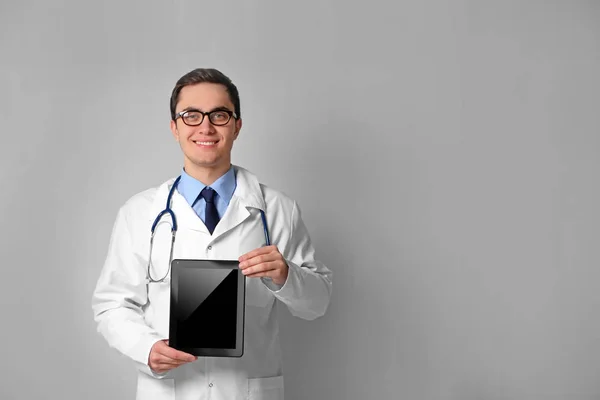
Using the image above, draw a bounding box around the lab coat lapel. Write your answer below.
[148,166,266,239]
[171,190,207,232]
[210,165,266,241]
[148,177,208,234]
[210,196,251,240]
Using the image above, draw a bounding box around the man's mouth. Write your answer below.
[193,140,218,146]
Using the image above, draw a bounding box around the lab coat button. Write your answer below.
[209,382,213,387]
[207,246,212,250]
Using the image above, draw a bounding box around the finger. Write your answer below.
[154,340,197,363]
[244,270,271,279]
[152,360,186,373]
[158,345,197,362]
[239,245,277,262]
[149,341,194,373]
[239,252,281,270]
[154,351,195,364]
[159,357,191,367]
[241,260,280,276]
[150,354,194,373]
[245,270,284,284]
[152,358,188,371]
[239,248,271,263]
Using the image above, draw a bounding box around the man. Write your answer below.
[92,68,332,400]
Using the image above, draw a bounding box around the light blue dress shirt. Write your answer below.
[177,166,237,224]
[178,165,282,290]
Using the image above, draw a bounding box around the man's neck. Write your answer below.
[183,162,231,186]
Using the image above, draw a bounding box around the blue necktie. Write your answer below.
[201,187,220,234]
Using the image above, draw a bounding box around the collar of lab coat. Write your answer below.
[148,165,266,235]
[229,165,266,211]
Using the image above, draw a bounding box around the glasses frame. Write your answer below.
[174,109,238,127]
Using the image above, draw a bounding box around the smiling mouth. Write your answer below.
[193,140,218,146]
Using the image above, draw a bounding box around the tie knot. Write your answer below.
[200,187,217,203]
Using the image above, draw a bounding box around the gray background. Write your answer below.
[1,1,600,399]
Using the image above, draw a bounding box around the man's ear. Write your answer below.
[234,118,243,139]
[170,119,179,141]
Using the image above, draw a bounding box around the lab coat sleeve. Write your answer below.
[91,207,166,379]
[266,201,332,320]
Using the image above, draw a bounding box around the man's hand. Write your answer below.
[148,340,197,374]
[238,245,289,286]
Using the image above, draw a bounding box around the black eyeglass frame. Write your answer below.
[174,109,239,126]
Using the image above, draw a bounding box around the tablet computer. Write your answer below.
[169,259,245,357]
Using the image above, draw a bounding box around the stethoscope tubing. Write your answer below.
[147,175,270,283]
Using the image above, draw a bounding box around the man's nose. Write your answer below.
[197,116,216,133]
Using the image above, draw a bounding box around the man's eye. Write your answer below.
[185,113,201,120]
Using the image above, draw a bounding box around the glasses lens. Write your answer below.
[182,111,203,126]
[209,111,231,126]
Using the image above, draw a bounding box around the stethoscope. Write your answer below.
[147,175,271,283]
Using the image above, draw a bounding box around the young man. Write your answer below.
[91,68,332,400]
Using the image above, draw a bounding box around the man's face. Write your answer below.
[170,83,242,174]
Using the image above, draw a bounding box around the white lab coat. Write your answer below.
[92,165,332,400]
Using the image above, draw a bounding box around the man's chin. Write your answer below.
[187,158,230,171]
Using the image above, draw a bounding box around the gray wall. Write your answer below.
[2,1,600,399]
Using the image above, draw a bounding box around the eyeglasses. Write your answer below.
[174,109,238,126]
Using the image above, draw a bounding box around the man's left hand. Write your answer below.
[238,245,289,286]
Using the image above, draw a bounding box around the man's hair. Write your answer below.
[169,68,241,121]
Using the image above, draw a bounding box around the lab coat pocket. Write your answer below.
[247,375,284,400]
[136,373,175,400]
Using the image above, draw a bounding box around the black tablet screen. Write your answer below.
[174,268,238,349]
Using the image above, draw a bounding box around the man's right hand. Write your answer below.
[149,339,197,373]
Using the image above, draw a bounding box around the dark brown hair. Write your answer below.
[169,68,241,121]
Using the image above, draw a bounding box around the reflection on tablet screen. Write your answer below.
[175,268,238,349]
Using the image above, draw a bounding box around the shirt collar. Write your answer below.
[177,165,237,207]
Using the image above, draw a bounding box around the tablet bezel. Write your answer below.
[169,259,245,357]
